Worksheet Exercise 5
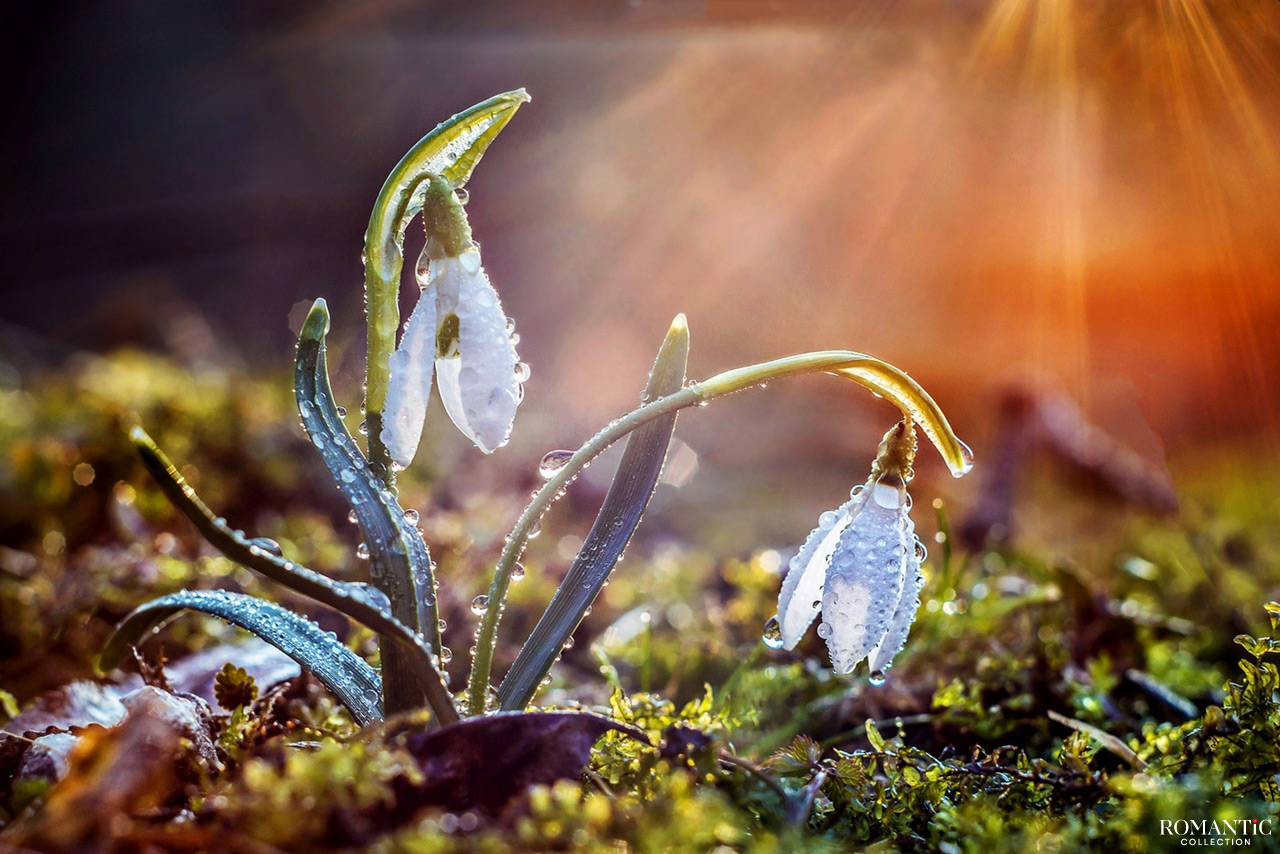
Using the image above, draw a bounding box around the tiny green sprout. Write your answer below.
[104,91,972,732]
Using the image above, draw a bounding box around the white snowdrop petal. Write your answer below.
[867,525,923,675]
[819,487,910,674]
[776,486,871,649]
[380,285,438,467]
[433,251,523,453]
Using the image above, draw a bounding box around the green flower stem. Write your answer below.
[362,89,529,487]
[465,350,973,715]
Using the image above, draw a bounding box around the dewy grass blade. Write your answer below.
[296,300,452,720]
[129,426,457,724]
[497,315,689,711]
[101,590,385,727]
[362,90,529,484]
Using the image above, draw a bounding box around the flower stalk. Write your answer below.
[465,350,972,714]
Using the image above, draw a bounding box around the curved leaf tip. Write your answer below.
[302,299,331,342]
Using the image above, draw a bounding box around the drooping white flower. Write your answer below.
[773,422,926,678]
[382,244,525,465]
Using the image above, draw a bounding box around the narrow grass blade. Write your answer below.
[101,590,384,726]
[498,315,689,710]
[129,427,457,725]
[296,300,449,719]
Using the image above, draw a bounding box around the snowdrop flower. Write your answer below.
[382,175,527,465]
[768,420,927,680]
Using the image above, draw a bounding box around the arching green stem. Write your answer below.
[464,350,973,714]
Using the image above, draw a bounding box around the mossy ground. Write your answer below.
[2,350,1278,852]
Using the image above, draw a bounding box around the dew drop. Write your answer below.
[914,539,928,562]
[511,563,526,581]
[356,543,370,560]
[817,622,833,639]
[247,537,283,558]
[514,362,532,382]
[528,521,542,540]
[868,670,887,686]
[454,187,470,205]
[563,636,575,651]
[471,595,490,615]
[403,508,420,525]
[348,510,359,524]
[336,405,347,418]
[358,420,369,435]
[761,616,784,649]
[439,647,454,664]
[538,450,574,479]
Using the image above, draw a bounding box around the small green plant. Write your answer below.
[102,91,974,729]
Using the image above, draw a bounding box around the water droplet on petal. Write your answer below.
[438,618,448,631]
[348,510,359,524]
[439,646,454,664]
[454,187,470,205]
[511,563,526,581]
[563,636,575,651]
[359,420,369,435]
[528,521,542,540]
[403,508,420,525]
[538,449,573,479]
[514,362,532,382]
[471,595,490,615]
[868,670,887,686]
[336,405,347,418]
[356,542,370,560]
[762,616,784,649]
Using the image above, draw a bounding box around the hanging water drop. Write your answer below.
[511,562,526,581]
[471,595,490,615]
[404,508,420,525]
[439,646,454,664]
[356,543,370,560]
[528,521,542,539]
[868,670,887,686]
[348,510,359,524]
[454,187,470,205]
[563,635,575,651]
[539,450,573,479]
[761,616,784,649]
[358,420,369,435]
[514,362,531,382]
[438,618,448,632]
[336,405,347,418]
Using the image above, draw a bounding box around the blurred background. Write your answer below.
[3,0,1279,553]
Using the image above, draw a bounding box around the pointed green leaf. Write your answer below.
[297,300,454,721]
[498,315,689,711]
[129,426,457,725]
[101,590,384,726]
